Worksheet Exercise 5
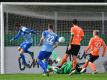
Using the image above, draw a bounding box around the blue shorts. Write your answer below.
[20,41,32,52]
[38,51,52,60]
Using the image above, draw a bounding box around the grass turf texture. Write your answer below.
[0,73,107,80]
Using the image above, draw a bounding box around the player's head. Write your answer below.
[72,19,78,25]
[48,24,54,30]
[93,30,99,36]
[15,23,21,28]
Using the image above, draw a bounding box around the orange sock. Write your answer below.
[60,54,68,66]
[72,58,77,70]
[89,62,96,71]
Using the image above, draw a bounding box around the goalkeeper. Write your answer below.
[47,51,83,74]
[48,61,83,74]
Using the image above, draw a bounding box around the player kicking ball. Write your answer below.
[37,24,59,76]
[10,23,36,67]
[80,30,106,74]
[57,19,84,76]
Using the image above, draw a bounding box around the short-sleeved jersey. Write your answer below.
[70,25,84,45]
[88,36,106,56]
[41,30,59,52]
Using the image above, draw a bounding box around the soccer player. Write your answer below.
[80,30,106,74]
[37,24,59,76]
[48,61,83,74]
[10,23,36,67]
[58,19,84,75]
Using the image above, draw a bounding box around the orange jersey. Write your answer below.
[70,25,84,45]
[88,36,106,56]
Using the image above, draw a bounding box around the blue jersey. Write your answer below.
[12,26,36,43]
[41,30,59,52]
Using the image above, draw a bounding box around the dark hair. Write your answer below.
[72,19,78,25]
[48,24,54,30]
[15,23,21,27]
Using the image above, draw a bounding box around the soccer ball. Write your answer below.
[58,37,65,43]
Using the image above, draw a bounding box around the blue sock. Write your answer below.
[20,54,27,65]
[26,51,34,59]
[37,60,47,73]
[44,61,48,69]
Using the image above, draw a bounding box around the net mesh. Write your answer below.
[4,12,107,46]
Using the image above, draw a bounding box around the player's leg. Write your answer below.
[89,62,97,74]
[81,54,99,73]
[37,51,47,74]
[43,52,52,76]
[69,45,80,75]
[69,55,78,75]
[24,42,34,60]
[80,54,92,73]
[58,54,69,68]
[82,60,89,68]
[57,45,69,68]
[88,55,99,74]
[76,63,84,73]
[71,45,80,70]
[80,59,89,73]
[72,55,77,71]
[19,48,28,66]
[18,41,25,52]
[18,42,28,66]
[44,52,52,70]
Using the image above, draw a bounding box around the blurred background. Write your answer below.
[3,5,107,46]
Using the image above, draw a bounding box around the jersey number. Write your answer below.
[47,34,54,44]
[95,42,101,49]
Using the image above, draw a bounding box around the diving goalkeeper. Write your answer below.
[48,61,83,74]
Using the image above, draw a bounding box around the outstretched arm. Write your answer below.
[11,30,21,41]
[102,41,106,57]
[30,29,37,34]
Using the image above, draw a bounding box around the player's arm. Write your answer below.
[85,45,91,53]
[80,29,84,41]
[68,32,74,50]
[29,29,38,34]
[53,36,59,49]
[38,36,44,46]
[102,40,106,57]
[38,31,45,46]
[68,27,74,47]
[53,42,59,49]
[10,30,21,41]
[85,38,92,54]
[69,32,74,44]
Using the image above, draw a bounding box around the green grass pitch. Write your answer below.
[0,73,107,80]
